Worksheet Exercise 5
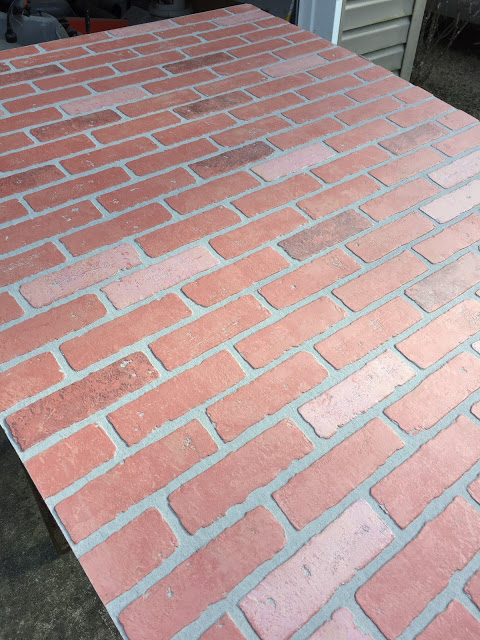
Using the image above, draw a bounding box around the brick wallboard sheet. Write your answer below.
[1,4,480,639]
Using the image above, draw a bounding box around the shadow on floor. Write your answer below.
[0,429,121,640]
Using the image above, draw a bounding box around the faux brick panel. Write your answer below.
[80,509,178,604]
[7,352,157,451]
[56,420,218,542]
[150,295,269,370]
[372,415,480,528]
[26,424,116,498]
[241,500,392,640]
[120,507,286,640]
[357,497,480,640]
[170,418,313,533]
[275,418,403,529]
[208,351,327,442]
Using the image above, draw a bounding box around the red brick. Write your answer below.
[434,123,480,156]
[312,146,390,183]
[0,200,28,226]
[241,500,392,640]
[200,616,246,640]
[269,117,344,151]
[229,37,289,58]
[388,97,450,127]
[0,45,39,61]
[347,211,435,263]
[185,36,246,57]
[231,93,304,121]
[0,64,64,87]
[346,75,409,102]
[31,110,121,142]
[317,298,421,369]
[61,203,171,257]
[337,96,400,126]
[355,66,392,81]
[437,109,477,130]
[280,209,372,260]
[182,247,289,307]
[195,71,265,98]
[356,497,480,640]
[62,138,156,175]
[89,68,166,93]
[34,65,115,91]
[276,38,330,58]
[26,424,115,498]
[298,74,362,100]
[120,507,285,640]
[212,115,287,147]
[215,7,266,25]
[0,108,62,136]
[164,52,234,75]
[7,352,157,452]
[202,23,259,41]
[263,54,326,78]
[63,49,138,71]
[414,213,480,263]
[319,45,352,61]
[299,175,380,219]
[395,86,431,103]
[275,418,403,529]
[373,415,480,529]
[65,87,150,116]
[21,244,140,309]
[237,297,345,369]
[300,351,414,438]
[171,418,312,533]
[360,178,440,221]
[247,73,315,99]
[335,252,427,311]
[408,251,480,312]
[214,52,278,76]
[310,609,373,640]
[134,36,202,56]
[98,168,195,213]
[465,571,480,608]
[57,420,218,542]
[309,55,370,79]
[128,139,217,177]
[80,509,178,604]
[167,172,259,215]
[429,149,480,188]
[0,201,102,255]
[5,86,90,114]
[0,353,64,413]
[0,132,32,154]
[106,246,218,309]
[113,49,184,73]
[386,352,480,433]
[153,114,234,147]
[62,294,190,371]
[151,295,269,370]
[370,147,444,186]
[327,119,398,152]
[398,300,480,368]
[0,243,65,288]
[174,90,252,119]
[418,600,480,640]
[256,143,334,182]
[233,174,320,217]
[0,293,23,326]
[109,351,245,446]
[0,135,94,173]
[143,69,216,96]
[380,121,444,155]
[422,181,480,223]
[211,208,306,259]
[0,295,105,364]
[25,167,129,213]
[284,95,354,125]
[261,248,359,309]
[191,141,274,179]
[12,47,90,69]
[88,33,157,52]
[0,165,65,201]
[117,88,197,118]
[208,352,327,442]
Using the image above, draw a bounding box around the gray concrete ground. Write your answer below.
[0,15,478,640]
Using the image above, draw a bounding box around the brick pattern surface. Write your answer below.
[1,6,480,640]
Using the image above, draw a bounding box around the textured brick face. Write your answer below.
[2,11,480,640]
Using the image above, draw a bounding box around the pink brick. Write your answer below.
[233,174,320,217]
[150,295,270,370]
[20,244,140,309]
[102,246,218,309]
[356,498,480,640]
[414,213,480,263]
[240,500,392,640]
[120,507,286,640]
[275,418,403,529]
[434,123,480,156]
[80,509,178,604]
[200,616,246,640]
[26,424,116,498]
[429,149,480,188]
[300,351,414,438]
[62,87,147,115]
[252,143,333,181]
[237,297,345,368]
[418,601,480,640]
[360,178,440,222]
[421,180,480,223]
[313,146,390,183]
[465,572,480,608]
[372,415,480,528]
[56,420,218,542]
[370,147,444,186]
[207,352,327,442]
[317,297,421,369]
[310,609,373,640]
[299,176,380,219]
[170,418,313,533]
